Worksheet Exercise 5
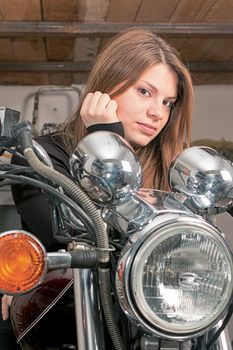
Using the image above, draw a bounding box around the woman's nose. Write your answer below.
[147,103,163,120]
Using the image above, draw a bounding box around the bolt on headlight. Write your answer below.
[116,214,233,340]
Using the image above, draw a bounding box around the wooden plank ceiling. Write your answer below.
[0,0,232,85]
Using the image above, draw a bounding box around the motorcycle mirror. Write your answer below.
[169,146,233,211]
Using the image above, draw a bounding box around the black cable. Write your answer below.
[0,178,21,186]
[0,165,42,181]
[0,173,97,242]
[0,164,32,171]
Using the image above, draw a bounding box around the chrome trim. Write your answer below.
[32,139,54,168]
[102,189,193,235]
[73,269,105,350]
[70,131,142,205]
[102,192,154,234]
[116,213,233,341]
[208,323,232,350]
[169,146,233,212]
[60,202,87,233]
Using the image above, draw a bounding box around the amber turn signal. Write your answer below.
[0,230,47,294]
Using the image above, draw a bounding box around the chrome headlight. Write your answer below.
[70,131,142,205]
[169,146,233,210]
[116,214,233,340]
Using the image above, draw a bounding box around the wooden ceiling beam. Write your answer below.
[0,62,91,72]
[0,61,232,73]
[0,21,232,37]
[187,62,233,72]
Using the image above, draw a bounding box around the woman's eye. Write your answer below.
[163,100,175,109]
[138,88,151,97]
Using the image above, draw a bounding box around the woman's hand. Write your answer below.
[80,91,119,127]
[1,295,13,321]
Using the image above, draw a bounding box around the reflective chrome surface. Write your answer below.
[103,189,192,235]
[32,139,54,168]
[116,212,233,341]
[138,189,193,213]
[70,131,142,205]
[208,322,232,350]
[169,146,233,211]
[60,203,87,233]
[73,269,105,350]
[102,193,154,234]
[70,135,233,346]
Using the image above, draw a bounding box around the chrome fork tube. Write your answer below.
[217,327,232,350]
[208,325,232,350]
[73,268,105,350]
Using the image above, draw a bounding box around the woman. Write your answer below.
[3,28,193,346]
[64,28,193,191]
[11,28,193,250]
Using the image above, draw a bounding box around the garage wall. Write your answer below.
[192,85,233,246]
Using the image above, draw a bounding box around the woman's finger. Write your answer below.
[80,91,119,126]
[105,99,118,119]
[96,93,111,112]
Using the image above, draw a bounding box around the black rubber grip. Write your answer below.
[70,249,99,268]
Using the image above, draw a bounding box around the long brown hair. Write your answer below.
[62,29,193,191]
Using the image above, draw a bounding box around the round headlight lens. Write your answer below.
[131,222,233,334]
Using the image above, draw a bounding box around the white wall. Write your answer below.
[0,85,83,134]
[192,85,233,141]
[192,86,233,248]
[191,85,233,342]
[0,84,82,203]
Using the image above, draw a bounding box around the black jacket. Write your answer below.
[11,122,124,250]
[11,133,72,250]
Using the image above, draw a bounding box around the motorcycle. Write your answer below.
[0,108,233,350]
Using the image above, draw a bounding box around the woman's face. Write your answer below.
[112,63,178,147]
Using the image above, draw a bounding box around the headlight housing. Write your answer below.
[116,214,233,340]
[70,131,142,205]
[169,146,233,210]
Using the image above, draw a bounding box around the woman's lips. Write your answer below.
[137,122,157,136]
